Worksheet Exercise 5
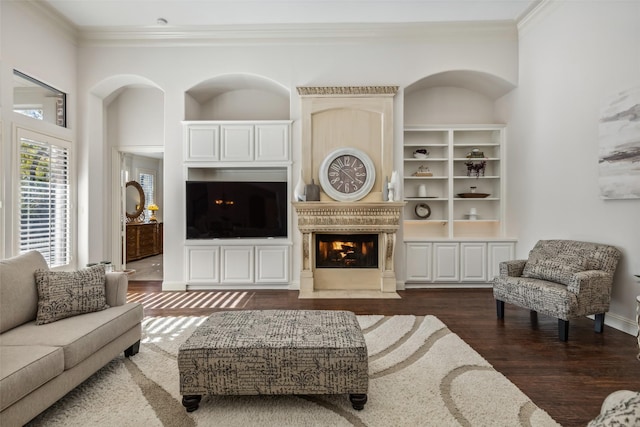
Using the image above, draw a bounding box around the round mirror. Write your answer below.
[125,180,145,220]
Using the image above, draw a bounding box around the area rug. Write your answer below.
[27,315,560,426]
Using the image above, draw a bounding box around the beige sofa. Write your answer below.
[0,251,143,426]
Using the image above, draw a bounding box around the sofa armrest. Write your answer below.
[105,272,128,307]
[567,270,612,296]
[499,259,527,277]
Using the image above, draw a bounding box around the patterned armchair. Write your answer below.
[492,240,622,341]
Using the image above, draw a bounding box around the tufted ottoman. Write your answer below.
[178,310,368,412]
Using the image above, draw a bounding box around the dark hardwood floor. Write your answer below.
[128,281,640,427]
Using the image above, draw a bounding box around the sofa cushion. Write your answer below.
[34,264,109,325]
[0,251,49,333]
[0,345,64,411]
[0,302,143,370]
[522,257,588,286]
[522,240,590,286]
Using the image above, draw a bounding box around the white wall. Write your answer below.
[503,1,640,332]
[0,1,77,261]
[75,25,518,291]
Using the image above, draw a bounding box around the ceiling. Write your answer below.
[41,0,539,28]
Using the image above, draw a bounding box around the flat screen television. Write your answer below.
[186,181,288,239]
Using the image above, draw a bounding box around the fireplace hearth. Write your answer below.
[316,234,378,268]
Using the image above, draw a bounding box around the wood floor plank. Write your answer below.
[127,282,640,427]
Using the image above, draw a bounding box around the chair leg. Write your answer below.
[558,319,569,342]
[496,300,504,319]
[594,313,605,333]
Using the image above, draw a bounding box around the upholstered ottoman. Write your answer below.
[178,310,368,412]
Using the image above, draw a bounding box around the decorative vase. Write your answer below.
[305,179,320,201]
[382,176,389,201]
[294,170,306,201]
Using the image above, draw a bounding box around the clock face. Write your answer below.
[319,148,376,202]
[327,155,368,194]
[415,203,431,219]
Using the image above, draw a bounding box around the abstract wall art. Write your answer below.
[598,86,640,199]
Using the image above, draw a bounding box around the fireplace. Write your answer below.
[316,234,378,269]
[293,201,404,294]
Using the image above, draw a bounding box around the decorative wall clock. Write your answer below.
[414,203,431,219]
[319,147,376,202]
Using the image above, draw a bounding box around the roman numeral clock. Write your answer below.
[319,147,376,202]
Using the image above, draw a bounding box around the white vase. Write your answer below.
[294,170,306,201]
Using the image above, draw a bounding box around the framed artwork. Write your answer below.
[598,86,640,199]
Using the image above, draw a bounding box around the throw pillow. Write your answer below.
[34,264,109,325]
[522,254,588,286]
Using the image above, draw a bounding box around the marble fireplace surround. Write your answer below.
[293,202,404,297]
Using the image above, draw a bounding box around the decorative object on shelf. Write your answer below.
[382,176,389,201]
[148,203,159,222]
[415,203,431,219]
[413,165,433,177]
[319,147,376,202]
[418,184,428,198]
[457,192,490,198]
[470,186,477,193]
[388,171,398,202]
[305,179,320,201]
[466,148,486,158]
[413,149,429,159]
[465,207,478,220]
[294,170,306,201]
[465,160,486,178]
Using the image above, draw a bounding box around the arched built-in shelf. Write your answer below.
[402,70,516,288]
[185,73,290,121]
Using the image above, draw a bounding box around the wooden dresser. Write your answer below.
[126,222,163,262]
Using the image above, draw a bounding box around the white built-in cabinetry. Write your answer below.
[183,120,292,289]
[185,121,290,163]
[403,125,515,286]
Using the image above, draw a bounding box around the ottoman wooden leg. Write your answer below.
[182,395,202,412]
[349,393,367,410]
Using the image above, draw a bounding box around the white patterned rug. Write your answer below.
[27,315,560,426]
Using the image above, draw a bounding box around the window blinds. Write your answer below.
[19,135,70,267]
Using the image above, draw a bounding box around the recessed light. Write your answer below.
[157,18,168,25]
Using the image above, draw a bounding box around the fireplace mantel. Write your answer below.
[293,202,405,232]
[293,202,404,295]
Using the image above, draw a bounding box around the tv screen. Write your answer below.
[186,181,288,239]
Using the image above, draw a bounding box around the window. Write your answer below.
[138,170,155,218]
[18,128,71,267]
[13,70,66,128]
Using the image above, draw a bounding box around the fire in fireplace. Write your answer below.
[316,234,378,268]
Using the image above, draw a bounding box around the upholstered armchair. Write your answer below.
[492,240,622,341]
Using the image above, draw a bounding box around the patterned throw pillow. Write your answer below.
[522,254,588,286]
[34,264,109,325]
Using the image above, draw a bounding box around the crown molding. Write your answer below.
[75,21,517,47]
[297,86,399,97]
[517,0,560,34]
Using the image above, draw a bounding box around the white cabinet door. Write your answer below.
[221,246,254,283]
[186,247,219,283]
[488,242,515,280]
[405,243,432,281]
[433,243,460,282]
[256,246,289,283]
[186,125,219,161]
[460,242,487,282]
[255,124,289,161]
[221,125,254,162]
